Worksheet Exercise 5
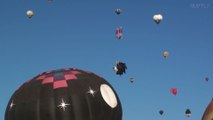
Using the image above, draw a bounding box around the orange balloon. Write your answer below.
[202,98,213,120]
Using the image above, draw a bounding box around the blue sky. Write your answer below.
[1,0,213,119]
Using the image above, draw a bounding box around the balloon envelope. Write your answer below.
[113,61,127,75]
[153,14,163,24]
[163,51,169,58]
[159,110,164,115]
[115,8,122,15]
[129,78,134,83]
[5,68,122,120]
[170,88,177,95]
[116,27,123,40]
[26,10,34,18]
[205,77,209,81]
[185,109,191,117]
[202,98,213,120]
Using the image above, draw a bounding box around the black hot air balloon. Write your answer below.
[159,110,164,115]
[5,68,122,120]
[185,109,191,117]
[113,61,127,75]
[115,8,122,15]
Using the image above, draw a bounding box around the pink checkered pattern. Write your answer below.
[36,69,81,89]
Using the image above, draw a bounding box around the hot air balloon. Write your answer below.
[5,68,122,120]
[159,110,164,115]
[26,10,34,18]
[205,77,209,81]
[185,109,191,117]
[163,51,169,58]
[113,61,127,75]
[115,8,122,15]
[153,14,163,24]
[170,88,177,95]
[129,77,134,83]
[116,27,123,40]
[202,98,213,120]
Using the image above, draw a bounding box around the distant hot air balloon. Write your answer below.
[5,68,122,120]
[26,10,34,18]
[205,77,209,81]
[159,110,164,115]
[116,27,123,40]
[185,109,191,117]
[115,8,122,15]
[129,78,134,83]
[202,98,213,120]
[170,88,177,95]
[153,14,163,24]
[113,60,127,75]
[163,51,169,58]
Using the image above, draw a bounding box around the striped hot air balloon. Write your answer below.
[202,98,213,120]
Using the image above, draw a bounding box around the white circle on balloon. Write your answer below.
[100,84,118,108]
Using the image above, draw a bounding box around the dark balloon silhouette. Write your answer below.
[5,68,122,120]
[205,77,209,81]
[115,8,122,15]
[159,110,164,115]
[185,109,191,117]
[113,61,127,75]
